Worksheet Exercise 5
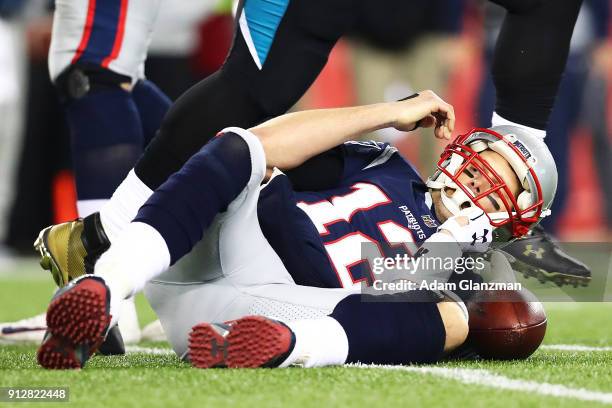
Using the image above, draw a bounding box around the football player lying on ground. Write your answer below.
[10,0,585,351]
[36,90,556,369]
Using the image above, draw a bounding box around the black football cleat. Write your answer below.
[98,326,125,356]
[188,316,295,368]
[500,225,591,287]
[37,276,111,369]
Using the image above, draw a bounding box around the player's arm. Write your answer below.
[250,90,455,172]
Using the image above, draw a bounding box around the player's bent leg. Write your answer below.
[133,129,259,266]
[187,311,349,369]
[94,129,264,324]
[187,291,468,369]
[146,275,354,358]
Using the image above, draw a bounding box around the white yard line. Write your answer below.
[123,346,612,403]
[541,344,612,352]
[353,365,612,405]
[125,345,175,355]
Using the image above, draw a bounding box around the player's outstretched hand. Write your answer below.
[393,90,455,140]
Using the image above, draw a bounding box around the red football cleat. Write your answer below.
[37,276,111,369]
[189,316,295,368]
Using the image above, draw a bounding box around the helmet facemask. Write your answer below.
[427,128,547,238]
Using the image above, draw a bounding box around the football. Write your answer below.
[465,289,547,360]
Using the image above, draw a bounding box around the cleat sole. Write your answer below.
[37,278,110,370]
[46,281,109,344]
[189,316,294,369]
[37,336,82,370]
[188,324,229,368]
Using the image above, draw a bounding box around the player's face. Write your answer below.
[454,150,521,213]
[431,150,521,221]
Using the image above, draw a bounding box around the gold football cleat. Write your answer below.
[33,213,110,287]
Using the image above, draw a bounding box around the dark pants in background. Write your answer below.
[5,60,70,253]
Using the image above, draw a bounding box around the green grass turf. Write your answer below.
[1,259,611,407]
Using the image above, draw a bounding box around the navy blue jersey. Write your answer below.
[258,141,441,288]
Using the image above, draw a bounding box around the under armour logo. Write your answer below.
[210,338,229,360]
[471,230,489,245]
[523,244,545,259]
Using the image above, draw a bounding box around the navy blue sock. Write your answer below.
[133,132,252,264]
[132,80,172,148]
[65,88,143,200]
[330,293,446,364]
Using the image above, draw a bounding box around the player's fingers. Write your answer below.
[419,115,436,129]
[432,112,449,139]
[438,103,455,139]
[446,103,456,134]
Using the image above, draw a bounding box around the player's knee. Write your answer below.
[438,301,469,352]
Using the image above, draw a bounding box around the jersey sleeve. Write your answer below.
[285,140,402,191]
[341,140,399,179]
[285,146,344,191]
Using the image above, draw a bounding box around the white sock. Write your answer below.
[77,196,144,335]
[77,199,109,217]
[491,112,547,139]
[95,221,170,326]
[117,297,141,344]
[99,170,153,243]
[280,316,349,368]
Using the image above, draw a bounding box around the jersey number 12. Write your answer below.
[297,183,417,288]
